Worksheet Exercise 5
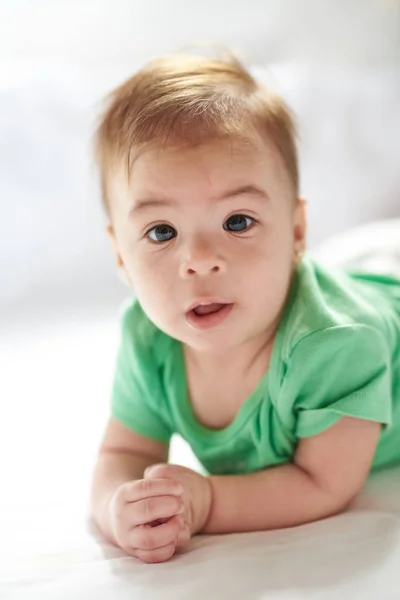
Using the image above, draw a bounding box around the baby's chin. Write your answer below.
[182,335,238,354]
[179,325,254,355]
[152,318,236,352]
[152,309,256,350]
[151,305,277,353]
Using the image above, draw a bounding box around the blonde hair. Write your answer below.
[94,52,299,210]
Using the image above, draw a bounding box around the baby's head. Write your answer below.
[94,52,306,352]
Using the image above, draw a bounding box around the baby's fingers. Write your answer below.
[127,494,183,526]
[134,541,177,564]
[123,478,182,503]
[128,515,184,552]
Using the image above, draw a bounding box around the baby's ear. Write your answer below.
[105,225,133,287]
[293,197,307,255]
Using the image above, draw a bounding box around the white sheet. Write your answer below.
[2,220,400,600]
[3,476,400,600]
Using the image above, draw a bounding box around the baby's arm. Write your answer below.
[91,417,185,562]
[203,416,381,534]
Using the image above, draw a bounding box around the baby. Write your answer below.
[91,52,400,563]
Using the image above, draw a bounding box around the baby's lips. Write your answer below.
[192,302,227,316]
[186,296,231,313]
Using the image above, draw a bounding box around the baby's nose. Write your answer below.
[179,241,226,278]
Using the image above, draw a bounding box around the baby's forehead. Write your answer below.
[130,136,283,178]
[108,136,294,211]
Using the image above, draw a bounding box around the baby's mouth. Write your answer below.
[186,301,234,329]
[192,303,227,316]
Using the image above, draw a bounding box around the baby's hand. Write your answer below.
[144,464,212,549]
[108,477,185,563]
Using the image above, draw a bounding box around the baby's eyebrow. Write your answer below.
[220,185,269,202]
[129,196,177,215]
[130,184,269,216]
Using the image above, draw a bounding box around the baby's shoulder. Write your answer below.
[279,256,390,361]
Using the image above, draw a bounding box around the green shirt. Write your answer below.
[111,255,400,475]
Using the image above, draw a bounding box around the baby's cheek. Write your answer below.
[130,259,170,303]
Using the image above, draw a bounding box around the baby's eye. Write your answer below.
[223,214,255,233]
[146,224,177,243]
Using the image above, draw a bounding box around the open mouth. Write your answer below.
[192,303,226,316]
[186,302,233,330]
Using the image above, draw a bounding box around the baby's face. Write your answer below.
[108,137,306,352]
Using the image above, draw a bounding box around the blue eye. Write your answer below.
[223,214,255,233]
[146,224,177,243]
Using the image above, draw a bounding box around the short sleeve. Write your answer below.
[110,302,173,443]
[277,324,393,439]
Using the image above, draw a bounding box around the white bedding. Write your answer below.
[3,478,400,600]
[2,220,400,600]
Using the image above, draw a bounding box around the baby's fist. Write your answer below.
[108,477,185,563]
